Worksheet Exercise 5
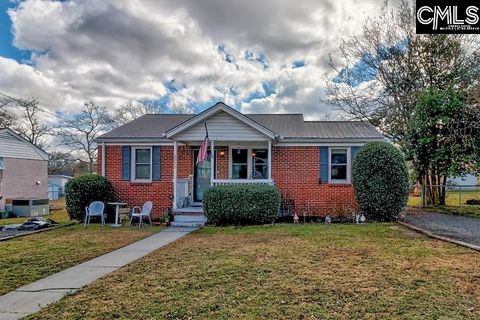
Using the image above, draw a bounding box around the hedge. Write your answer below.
[65,174,116,221]
[203,184,281,226]
[352,141,409,221]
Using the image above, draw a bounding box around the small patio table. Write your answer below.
[108,202,128,227]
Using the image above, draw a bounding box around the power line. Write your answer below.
[0,91,69,121]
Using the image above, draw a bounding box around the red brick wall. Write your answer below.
[99,145,357,219]
[178,146,193,179]
[271,146,357,216]
[99,145,174,219]
[215,147,229,179]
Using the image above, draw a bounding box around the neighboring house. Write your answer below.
[96,102,384,219]
[447,174,479,190]
[47,175,73,199]
[0,128,49,211]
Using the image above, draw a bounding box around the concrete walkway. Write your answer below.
[0,227,197,320]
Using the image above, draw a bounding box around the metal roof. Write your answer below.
[98,112,383,141]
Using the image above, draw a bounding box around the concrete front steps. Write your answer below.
[171,207,207,227]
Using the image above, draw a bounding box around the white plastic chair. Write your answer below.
[129,201,153,228]
[84,201,105,227]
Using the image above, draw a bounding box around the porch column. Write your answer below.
[173,141,178,210]
[210,139,215,186]
[268,140,272,180]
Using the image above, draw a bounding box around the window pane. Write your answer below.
[135,164,150,179]
[232,164,247,179]
[331,149,347,164]
[253,164,267,179]
[331,165,347,180]
[136,149,151,163]
[252,149,267,161]
[232,149,248,164]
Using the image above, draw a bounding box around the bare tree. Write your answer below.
[56,102,113,173]
[14,97,51,149]
[0,97,16,128]
[48,151,79,176]
[326,0,480,145]
[111,100,195,128]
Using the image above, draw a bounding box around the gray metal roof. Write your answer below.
[99,114,194,139]
[98,113,383,141]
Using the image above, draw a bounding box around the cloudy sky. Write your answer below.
[0,0,394,120]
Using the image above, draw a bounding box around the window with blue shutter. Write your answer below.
[121,146,131,180]
[319,146,329,183]
[152,146,161,181]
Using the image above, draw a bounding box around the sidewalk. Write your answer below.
[0,227,197,320]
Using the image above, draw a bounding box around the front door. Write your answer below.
[193,150,212,202]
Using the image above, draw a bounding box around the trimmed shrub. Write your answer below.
[352,141,409,221]
[65,174,116,221]
[203,184,281,226]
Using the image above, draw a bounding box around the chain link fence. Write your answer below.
[409,184,480,214]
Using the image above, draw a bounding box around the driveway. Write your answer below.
[403,212,480,247]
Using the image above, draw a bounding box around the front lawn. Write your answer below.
[0,223,162,295]
[30,224,480,319]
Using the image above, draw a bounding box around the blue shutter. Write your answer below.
[121,146,131,180]
[351,146,361,182]
[152,146,161,181]
[351,146,361,161]
[319,146,329,183]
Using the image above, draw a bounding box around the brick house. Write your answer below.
[97,102,384,222]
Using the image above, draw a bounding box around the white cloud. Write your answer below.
[1,0,393,119]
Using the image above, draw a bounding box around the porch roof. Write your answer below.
[97,102,384,142]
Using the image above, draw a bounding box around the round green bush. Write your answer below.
[65,174,116,221]
[352,141,409,221]
[203,184,281,226]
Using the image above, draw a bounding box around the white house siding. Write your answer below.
[175,111,270,141]
[47,176,71,191]
[447,174,479,190]
[0,131,46,160]
[0,158,48,211]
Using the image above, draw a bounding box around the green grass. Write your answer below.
[29,224,480,319]
[0,222,162,295]
[409,190,480,218]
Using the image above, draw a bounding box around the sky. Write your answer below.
[0,0,396,120]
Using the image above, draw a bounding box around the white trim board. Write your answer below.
[165,102,277,139]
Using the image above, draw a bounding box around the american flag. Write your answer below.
[196,123,210,165]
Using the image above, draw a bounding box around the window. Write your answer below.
[133,148,152,180]
[230,147,270,180]
[231,148,248,179]
[252,149,268,179]
[330,148,348,182]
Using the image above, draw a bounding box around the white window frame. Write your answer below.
[131,146,152,182]
[328,147,351,184]
[228,147,269,180]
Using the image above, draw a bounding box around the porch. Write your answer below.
[172,141,274,211]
